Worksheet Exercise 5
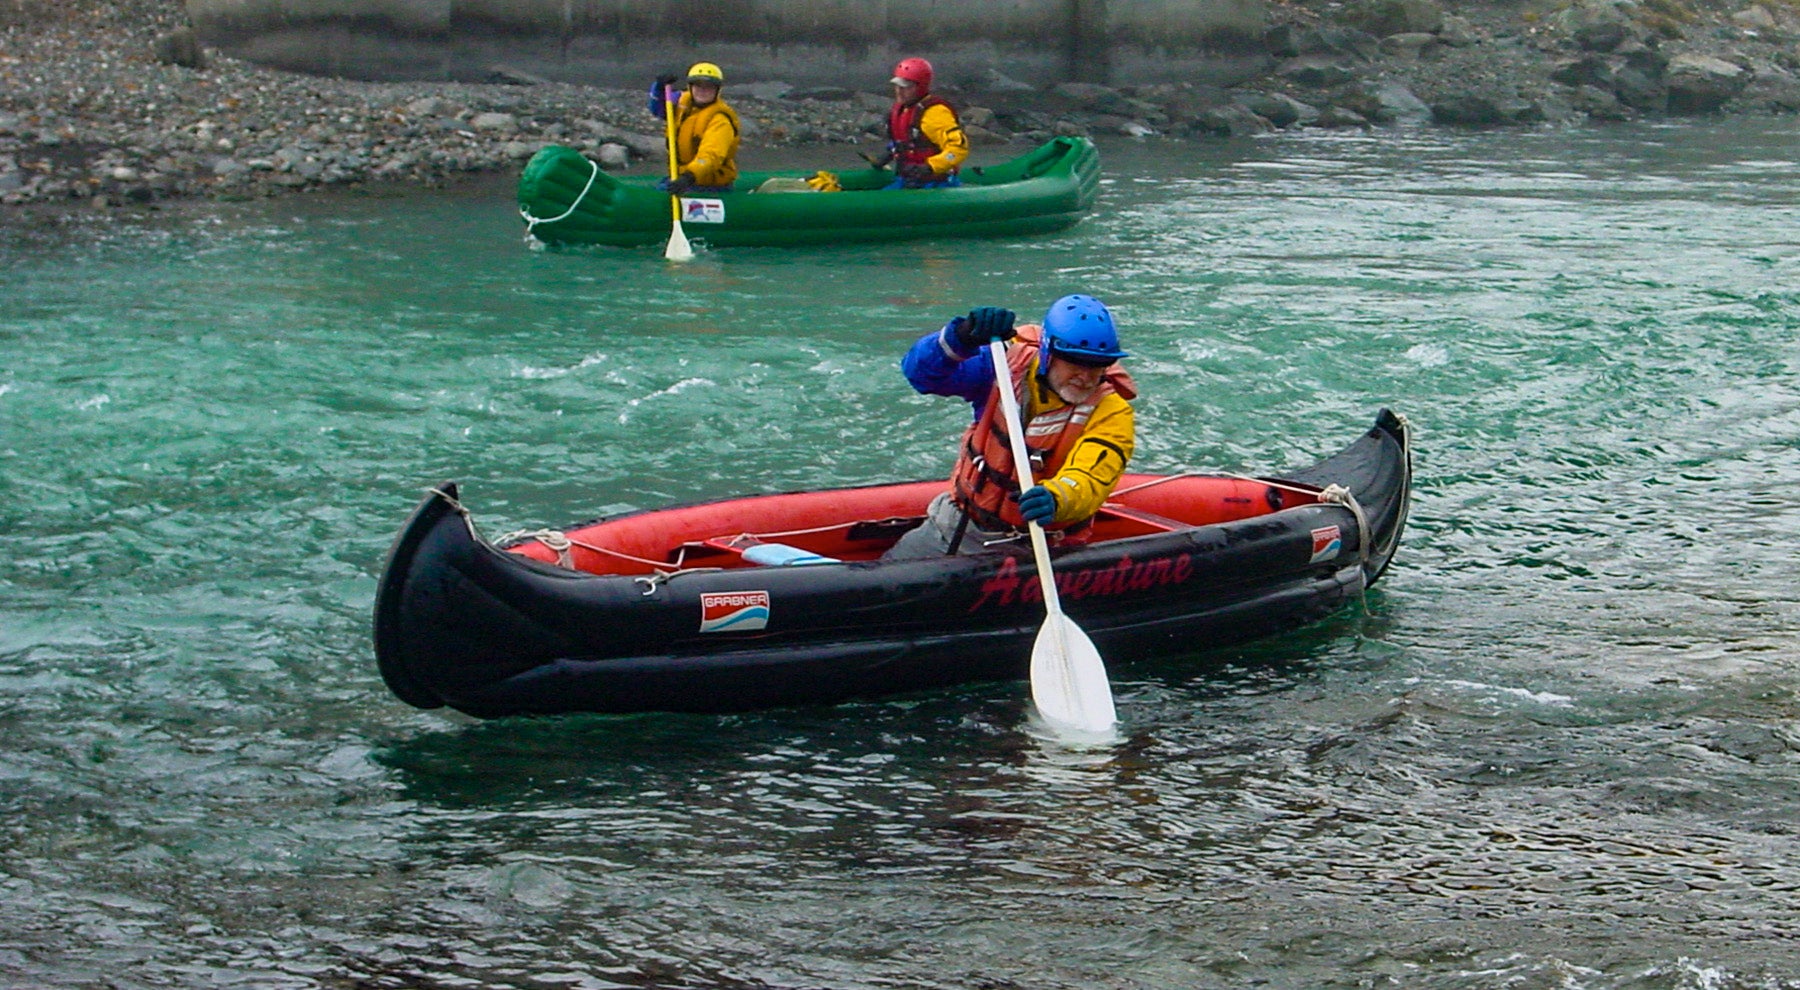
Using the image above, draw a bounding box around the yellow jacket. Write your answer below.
[916,102,968,177]
[1023,366,1136,524]
[674,95,740,187]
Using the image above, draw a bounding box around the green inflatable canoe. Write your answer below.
[517,136,1100,249]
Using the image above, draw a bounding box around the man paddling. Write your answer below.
[648,61,741,194]
[884,296,1137,559]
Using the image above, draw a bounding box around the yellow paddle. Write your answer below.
[662,85,693,262]
[988,339,1117,736]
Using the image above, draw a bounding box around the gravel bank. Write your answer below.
[3,0,1797,213]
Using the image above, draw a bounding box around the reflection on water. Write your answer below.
[3,118,1800,988]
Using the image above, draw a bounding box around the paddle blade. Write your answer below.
[665,220,694,262]
[1029,612,1116,734]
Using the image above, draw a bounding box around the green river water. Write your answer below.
[2,120,1798,989]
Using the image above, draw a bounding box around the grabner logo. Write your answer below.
[700,590,770,633]
[1309,525,1343,564]
[680,198,726,224]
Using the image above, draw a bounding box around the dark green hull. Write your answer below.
[517,137,1101,249]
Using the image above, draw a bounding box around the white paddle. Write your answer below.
[987,339,1118,735]
[662,85,694,263]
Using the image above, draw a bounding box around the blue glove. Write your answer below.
[950,306,1016,355]
[648,75,679,114]
[1018,485,1058,527]
[664,172,697,195]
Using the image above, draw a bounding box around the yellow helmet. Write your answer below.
[686,62,724,85]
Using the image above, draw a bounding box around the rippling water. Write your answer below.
[3,119,1798,989]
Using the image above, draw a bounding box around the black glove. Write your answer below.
[666,172,697,195]
[951,306,1016,354]
[898,163,936,185]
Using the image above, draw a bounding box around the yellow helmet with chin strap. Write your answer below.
[686,62,724,85]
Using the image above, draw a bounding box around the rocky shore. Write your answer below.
[2,0,1797,212]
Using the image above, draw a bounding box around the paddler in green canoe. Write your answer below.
[647,60,741,195]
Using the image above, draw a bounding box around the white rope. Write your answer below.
[519,154,601,234]
[495,527,688,572]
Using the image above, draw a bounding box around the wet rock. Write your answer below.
[405,97,458,118]
[153,27,205,69]
[1430,93,1505,125]
[1363,79,1435,124]
[1343,0,1445,38]
[1314,105,1372,127]
[1437,14,1482,46]
[1551,1,1645,53]
[1189,104,1276,136]
[1278,56,1360,89]
[1665,52,1754,111]
[1381,32,1439,60]
[1614,65,1668,110]
[469,112,518,131]
[1234,92,1320,127]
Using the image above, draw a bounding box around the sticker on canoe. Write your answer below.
[680,198,726,224]
[1309,525,1343,564]
[700,590,769,632]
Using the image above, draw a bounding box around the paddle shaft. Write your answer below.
[662,87,692,261]
[664,88,682,219]
[987,340,1065,617]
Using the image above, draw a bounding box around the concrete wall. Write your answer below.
[185,0,1271,88]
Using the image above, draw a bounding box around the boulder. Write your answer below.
[1380,32,1438,59]
[1189,103,1276,136]
[1429,94,1505,126]
[593,143,631,167]
[1278,56,1359,89]
[1343,0,1444,37]
[1362,79,1434,124]
[1233,92,1320,127]
[1550,1,1644,52]
[1664,53,1752,112]
[469,112,517,132]
[153,27,205,69]
[1551,55,1615,89]
[1437,14,1481,46]
[1612,65,1666,110]
[1315,105,1371,127]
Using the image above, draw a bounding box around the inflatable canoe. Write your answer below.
[517,136,1101,249]
[372,412,1411,719]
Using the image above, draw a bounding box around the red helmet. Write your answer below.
[890,57,933,92]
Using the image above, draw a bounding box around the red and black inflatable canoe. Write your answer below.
[373,410,1411,718]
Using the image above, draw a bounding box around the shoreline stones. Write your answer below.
[2,0,1797,213]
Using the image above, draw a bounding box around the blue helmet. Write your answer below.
[1039,294,1127,369]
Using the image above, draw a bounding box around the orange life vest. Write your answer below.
[947,325,1136,537]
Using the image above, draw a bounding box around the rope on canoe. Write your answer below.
[495,528,576,569]
[519,155,601,237]
[494,527,734,595]
[495,527,686,572]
